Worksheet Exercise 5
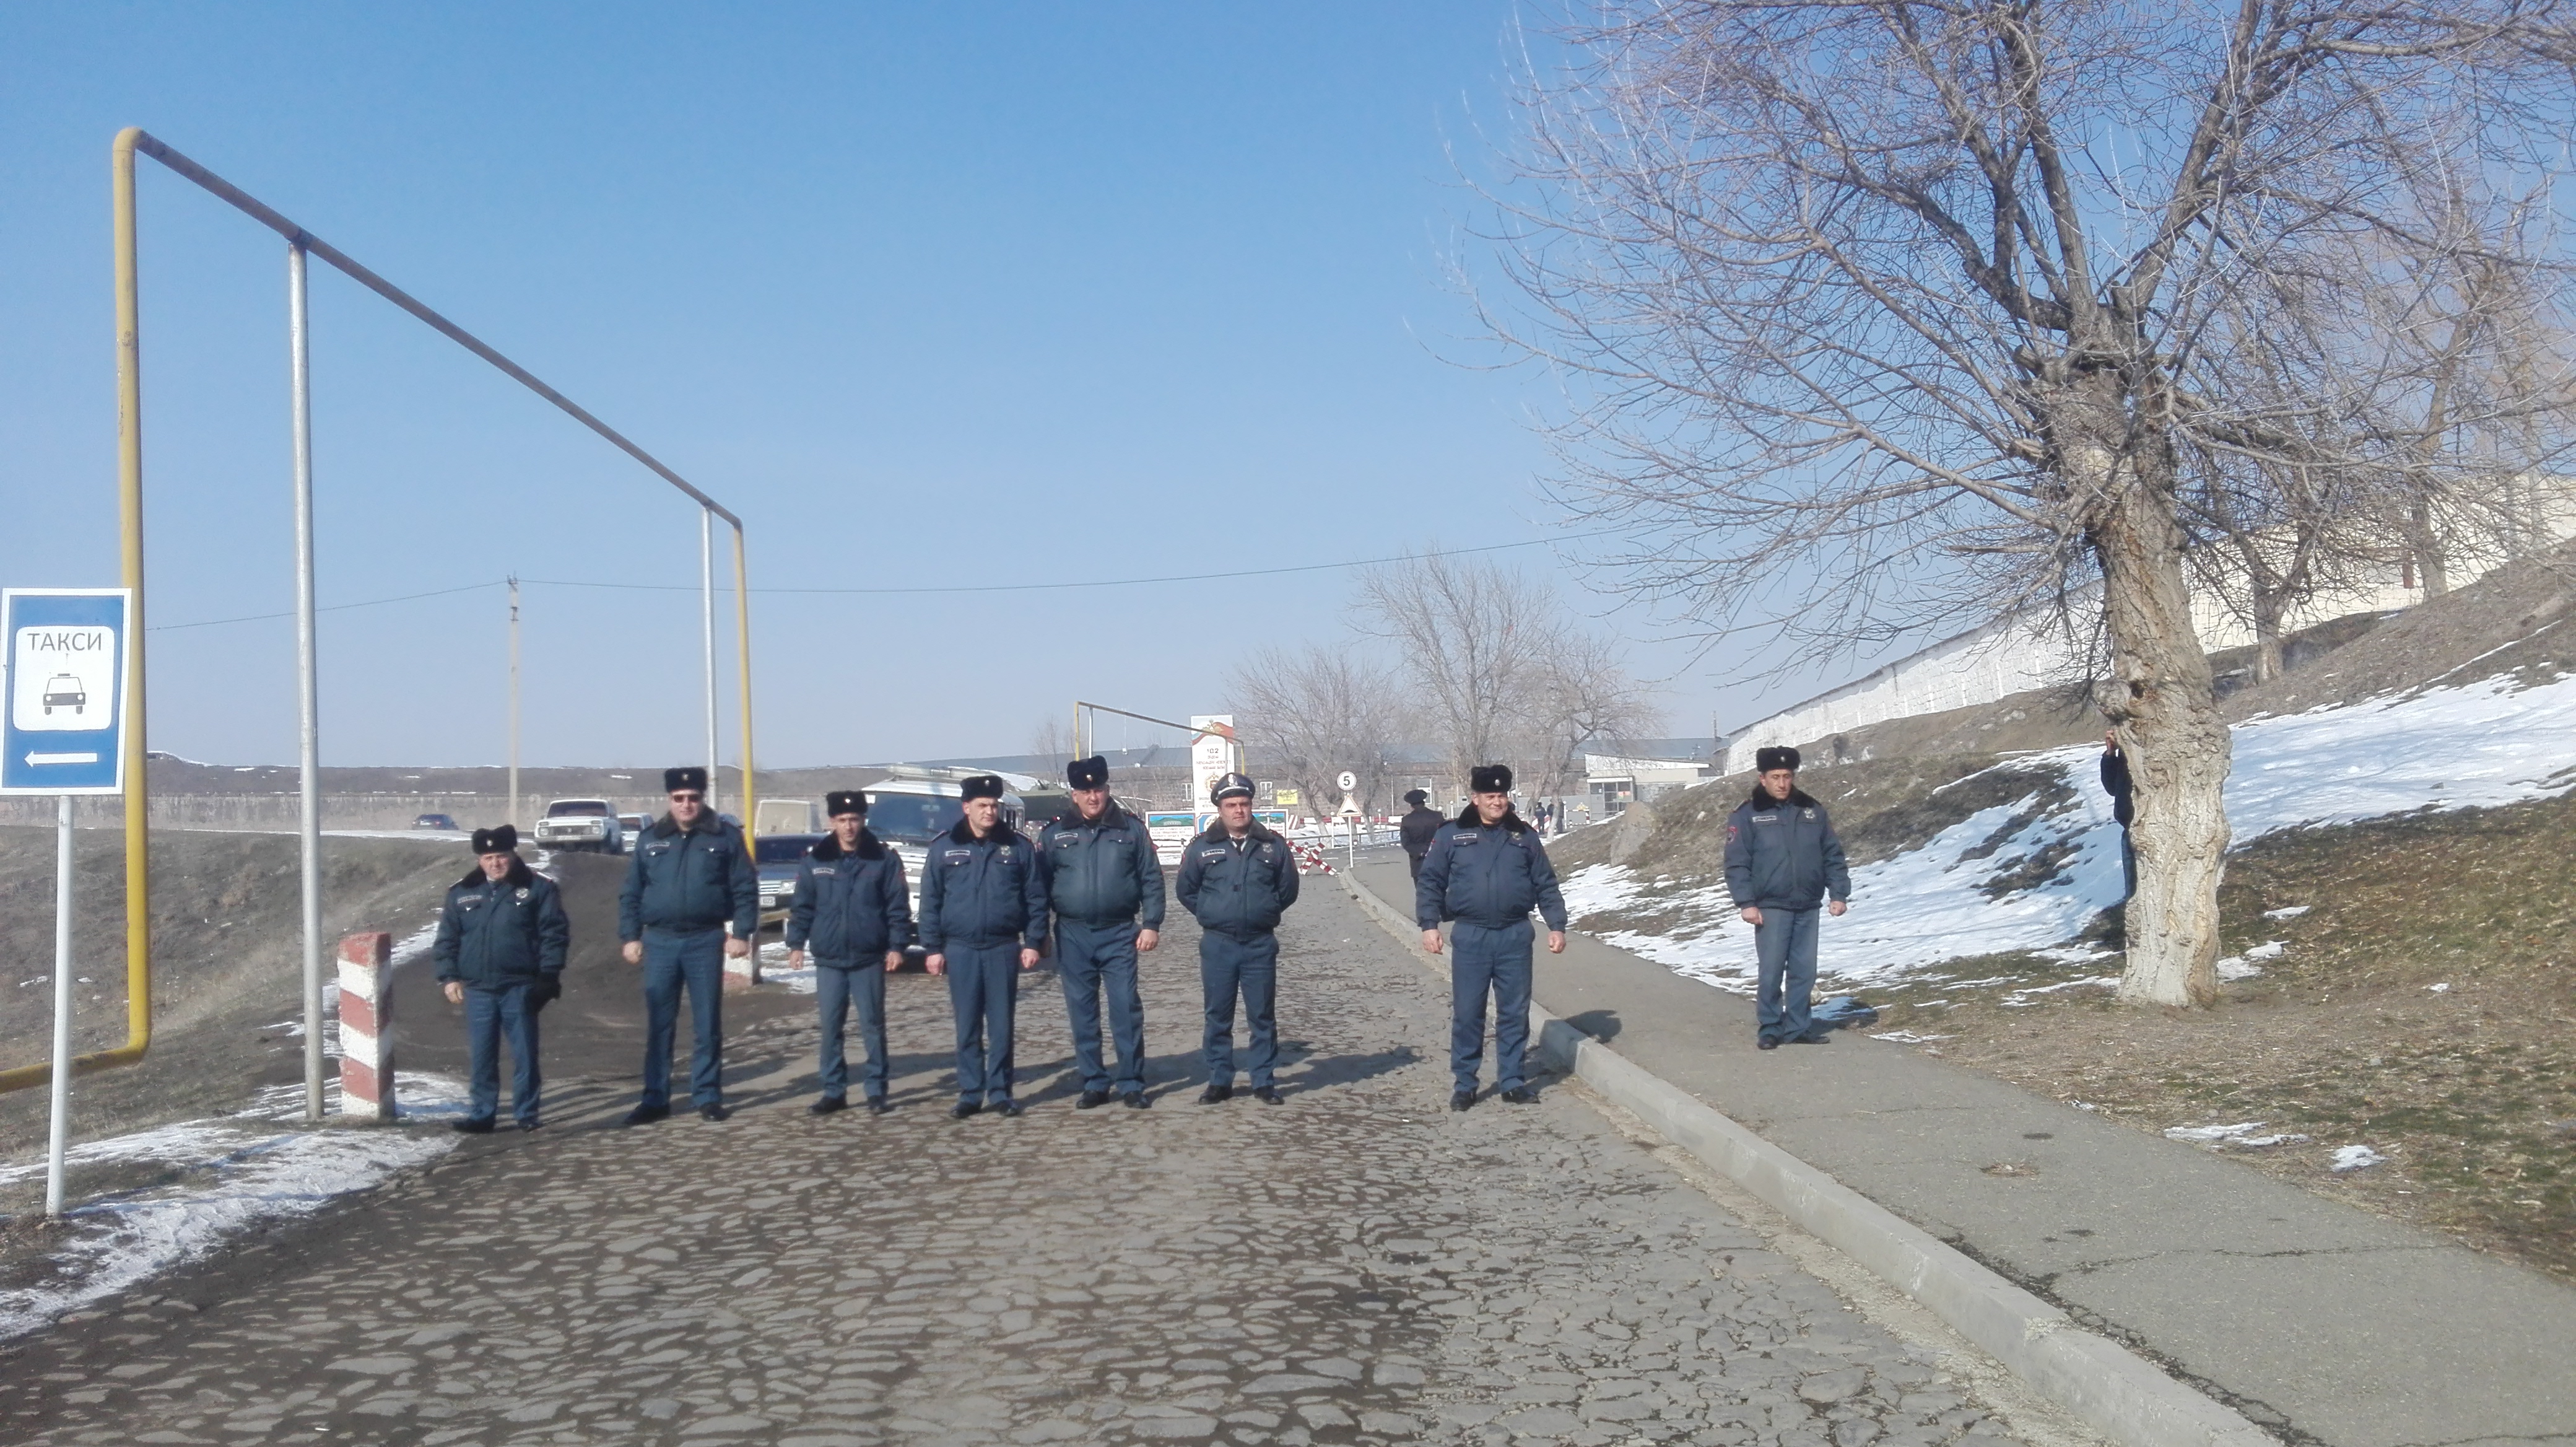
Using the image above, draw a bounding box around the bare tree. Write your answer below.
[1354,551,1658,797]
[1483,0,2576,1005]
[1029,715,1072,771]
[1227,645,1412,814]
[1523,629,1664,797]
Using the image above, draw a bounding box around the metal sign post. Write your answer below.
[2,588,136,1217]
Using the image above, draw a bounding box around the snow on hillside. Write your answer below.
[1564,668,2576,997]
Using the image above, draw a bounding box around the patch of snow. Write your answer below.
[1869,1030,1954,1044]
[2001,974,2120,1004]
[2163,1121,2310,1148]
[1567,670,2576,997]
[0,1076,469,1339]
[2243,940,2287,960]
[2263,905,2312,919]
[2068,1100,2102,1112]
[2331,1144,2388,1172]
[2426,982,2453,993]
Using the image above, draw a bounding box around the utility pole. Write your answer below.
[508,576,521,830]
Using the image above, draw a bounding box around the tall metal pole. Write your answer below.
[289,241,325,1124]
[45,795,75,1217]
[508,577,521,830]
[701,509,718,811]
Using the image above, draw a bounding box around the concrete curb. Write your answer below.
[1337,874,2273,1447]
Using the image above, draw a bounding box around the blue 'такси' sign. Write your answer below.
[1,588,133,796]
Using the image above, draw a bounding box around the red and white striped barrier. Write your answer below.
[337,931,397,1120]
[1290,841,1336,875]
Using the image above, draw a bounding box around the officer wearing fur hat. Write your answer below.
[1038,756,1165,1109]
[1398,789,1445,881]
[1723,746,1852,1049]
[1416,765,1567,1111]
[786,790,914,1115]
[433,826,570,1133]
[916,774,1049,1118]
[617,766,760,1123]
[1174,771,1301,1104]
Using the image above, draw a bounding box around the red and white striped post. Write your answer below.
[337,931,396,1119]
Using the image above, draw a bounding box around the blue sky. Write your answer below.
[1,3,1801,769]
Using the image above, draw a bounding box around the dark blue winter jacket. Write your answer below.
[1721,788,1852,912]
[619,814,760,941]
[1174,823,1301,938]
[1416,808,1569,932]
[785,829,914,963]
[916,820,1050,952]
[433,859,570,986]
[1037,803,1167,929]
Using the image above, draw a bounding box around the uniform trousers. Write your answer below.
[1056,920,1146,1095]
[814,959,889,1102]
[1753,906,1822,1044]
[640,926,726,1110]
[1200,929,1279,1089]
[1448,919,1534,1095]
[944,942,1020,1104]
[464,981,542,1126]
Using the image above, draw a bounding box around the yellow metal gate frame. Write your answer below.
[0,128,759,1093]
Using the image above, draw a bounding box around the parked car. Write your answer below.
[619,812,650,836]
[411,813,459,832]
[754,832,829,920]
[531,798,625,853]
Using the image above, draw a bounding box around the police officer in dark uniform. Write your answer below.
[786,790,913,1116]
[917,774,1048,1119]
[1723,746,1852,1050]
[618,766,760,1124]
[1175,771,1300,1104]
[1038,756,1165,1109]
[434,824,570,1133]
[1416,765,1567,1111]
[1398,789,1445,881]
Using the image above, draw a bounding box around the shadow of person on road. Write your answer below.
[1564,1009,1622,1043]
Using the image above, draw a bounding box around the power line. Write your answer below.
[146,580,504,632]
[145,530,1614,631]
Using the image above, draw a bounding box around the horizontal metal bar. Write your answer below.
[128,131,739,527]
[1074,701,1232,741]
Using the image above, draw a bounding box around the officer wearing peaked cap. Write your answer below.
[1039,756,1165,1109]
[1724,746,1852,1050]
[618,766,759,1124]
[1417,765,1567,1111]
[786,790,913,1115]
[917,774,1049,1119]
[1175,771,1300,1104]
[434,824,569,1133]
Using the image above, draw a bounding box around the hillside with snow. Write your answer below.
[1563,665,2576,998]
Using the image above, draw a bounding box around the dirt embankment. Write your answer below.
[0,831,466,1160]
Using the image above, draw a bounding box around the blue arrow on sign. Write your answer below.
[2,589,133,797]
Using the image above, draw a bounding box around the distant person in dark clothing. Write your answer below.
[1399,789,1445,880]
[1722,746,1851,1051]
[2100,731,2136,902]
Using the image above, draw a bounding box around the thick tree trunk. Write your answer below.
[2071,424,2232,1008]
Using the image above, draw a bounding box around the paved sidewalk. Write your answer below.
[1356,859,2576,1447]
[2,888,2059,1447]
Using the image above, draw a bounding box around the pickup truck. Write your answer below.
[531,798,625,854]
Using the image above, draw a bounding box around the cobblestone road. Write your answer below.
[1,883,2056,1447]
